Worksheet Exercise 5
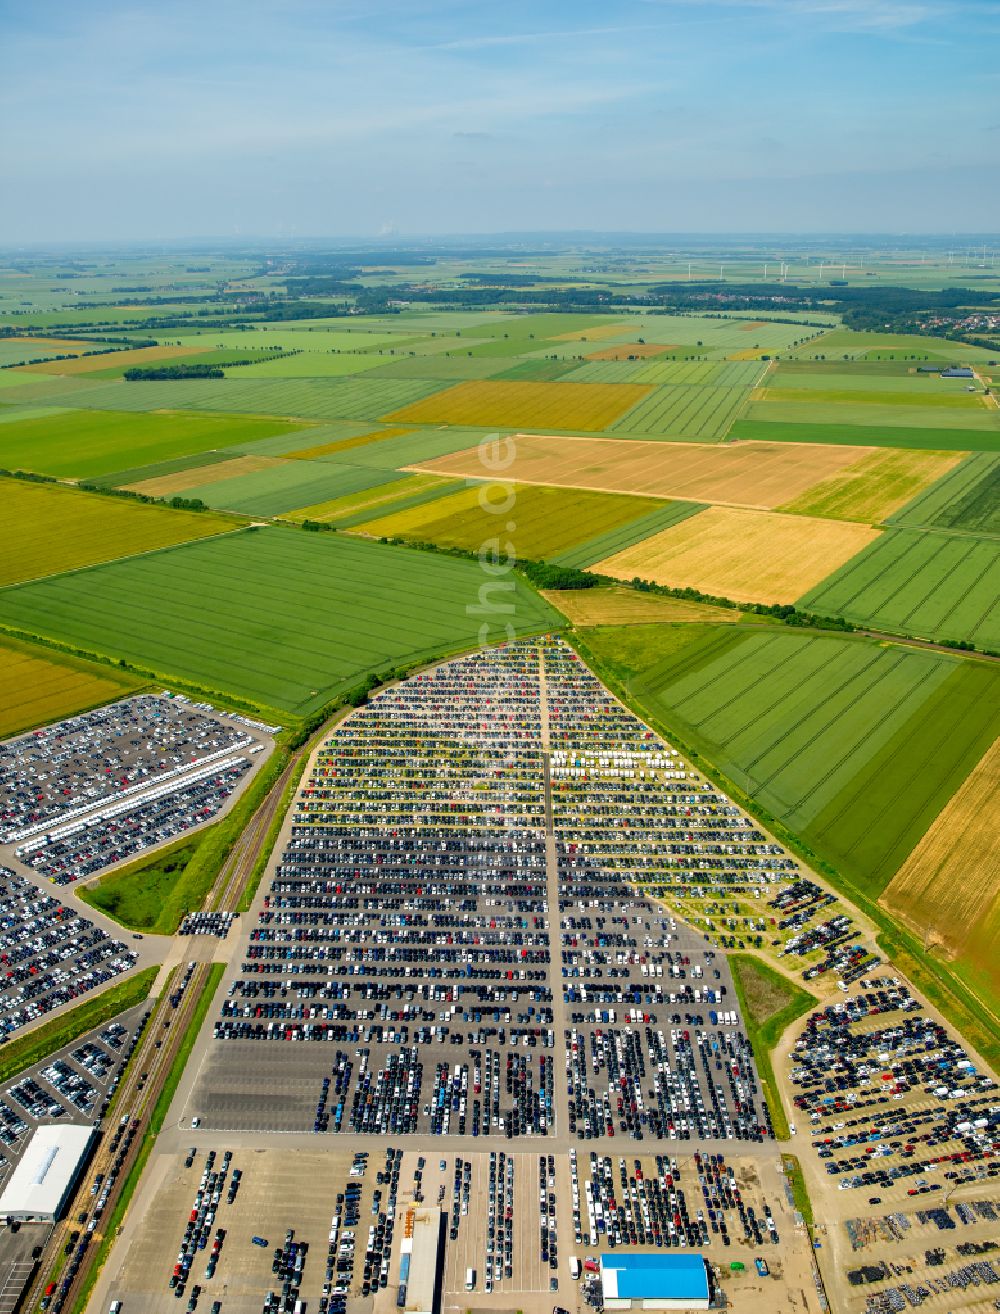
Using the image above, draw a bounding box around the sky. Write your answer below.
[1,0,998,242]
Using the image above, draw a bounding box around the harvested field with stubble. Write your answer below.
[413,433,876,508]
[384,379,651,430]
[780,447,964,523]
[541,586,742,626]
[594,507,881,604]
[125,453,285,496]
[882,737,1000,997]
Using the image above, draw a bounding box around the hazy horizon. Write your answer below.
[2,0,999,243]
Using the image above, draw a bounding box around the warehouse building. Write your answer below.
[0,1126,95,1223]
[600,1253,712,1311]
[398,1205,443,1314]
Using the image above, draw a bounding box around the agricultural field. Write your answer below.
[385,378,652,430]
[730,416,1000,452]
[0,337,90,367]
[0,634,139,738]
[356,482,676,559]
[593,506,880,604]
[888,451,1000,535]
[565,359,765,386]
[0,526,558,715]
[610,383,753,438]
[0,477,236,586]
[124,453,286,497]
[790,328,995,360]
[542,585,742,626]
[224,349,392,377]
[882,737,1000,999]
[415,432,873,507]
[0,407,308,479]
[780,447,963,523]
[577,623,1000,895]
[284,473,458,526]
[18,343,210,375]
[552,499,706,568]
[173,458,404,518]
[29,375,442,421]
[798,526,1000,648]
[742,396,999,433]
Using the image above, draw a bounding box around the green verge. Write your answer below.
[569,629,1000,1074]
[0,967,158,1086]
[781,1154,815,1229]
[729,955,816,1141]
[80,747,290,934]
[235,747,312,914]
[70,963,225,1314]
[79,839,200,932]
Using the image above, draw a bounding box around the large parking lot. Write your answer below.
[189,639,772,1148]
[98,636,992,1314]
[0,694,275,884]
[781,974,1000,1313]
[102,1142,822,1314]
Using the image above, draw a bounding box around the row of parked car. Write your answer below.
[0,866,137,1038]
[1,693,253,843]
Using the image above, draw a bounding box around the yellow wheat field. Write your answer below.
[593,506,881,604]
[385,380,652,432]
[882,738,1000,995]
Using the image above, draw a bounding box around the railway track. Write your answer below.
[23,961,211,1314]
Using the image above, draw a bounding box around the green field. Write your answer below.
[888,452,1000,535]
[610,384,753,439]
[1,477,236,585]
[730,418,1000,452]
[577,623,1000,894]
[38,376,446,421]
[0,527,558,715]
[566,359,764,386]
[0,408,307,479]
[799,527,1000,648]
[745,397,1000,431]
[182,459,404,518]
[792,328,993,360]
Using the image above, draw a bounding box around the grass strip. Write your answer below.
[0,967,158,1086]
[236,749,312,913]
[781,1154,815,1229]
[70,963,225,1314]
[729,954,816,1140]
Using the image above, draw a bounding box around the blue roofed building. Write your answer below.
[600,1253,712,1310]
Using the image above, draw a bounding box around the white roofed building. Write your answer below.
[0,1126,95,1222]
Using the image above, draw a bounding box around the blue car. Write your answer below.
[251,1235,269,1248]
